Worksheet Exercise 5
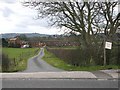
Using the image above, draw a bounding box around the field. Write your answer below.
[2,48,40,72]
[3,48,39,59]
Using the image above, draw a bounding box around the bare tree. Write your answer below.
[22,1,119,65]
[97,2,120,38]
[23,1,100,46]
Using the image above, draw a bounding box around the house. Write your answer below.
[8,36,29,48]
[8,37,21,45]
[29,41,46,47]
[44,40,80,47]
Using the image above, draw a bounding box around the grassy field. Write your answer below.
[43,48,119,71]
[2,48,40,72]
[3,48,38,59]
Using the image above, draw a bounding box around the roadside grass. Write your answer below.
[2,48,40,72]
[43,48,119,71]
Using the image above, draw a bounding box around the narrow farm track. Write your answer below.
[20,48,64,73]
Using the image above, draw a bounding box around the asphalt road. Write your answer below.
[2,79,118,88]
[21,48,63,72]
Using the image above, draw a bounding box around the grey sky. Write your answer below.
[0,0,118,34]
[0,0,64,35]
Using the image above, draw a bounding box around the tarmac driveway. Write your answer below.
[21,48,63,73]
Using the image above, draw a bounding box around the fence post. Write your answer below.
[103,38,106,66]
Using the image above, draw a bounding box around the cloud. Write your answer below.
[16,24,28,28]
[28,26,64,35]
[2,7,14,17]
[0,0,17,4]
[0,0,64,35]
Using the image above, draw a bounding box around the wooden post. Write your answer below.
[104,38,106,66]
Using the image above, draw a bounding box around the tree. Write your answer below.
[97,2,120,38]
[2,38,8,47]
[18,34,28,41]
[97,2,120,65]
[22,1,119,65]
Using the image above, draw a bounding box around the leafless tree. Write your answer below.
[22,1,119,65]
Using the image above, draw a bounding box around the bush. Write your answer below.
[106,45,119,65]
[46,45,118,66]
[47,48,93,66]
[2,53,10,72]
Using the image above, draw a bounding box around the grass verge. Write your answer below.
[43,48,119,71]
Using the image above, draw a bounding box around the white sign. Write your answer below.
[105,42,112,49]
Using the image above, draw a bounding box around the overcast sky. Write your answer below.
[0,0,118,35]
[0,0,64,35]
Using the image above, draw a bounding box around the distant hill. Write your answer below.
[1,33,50,38]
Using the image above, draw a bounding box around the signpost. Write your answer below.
[105,42,112,49]
[104,41,112,66]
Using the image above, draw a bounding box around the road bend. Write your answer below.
[21,48,63,72]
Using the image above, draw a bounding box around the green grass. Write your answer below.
[2,48,40,72]
[43,49,119,71]
[3,48,38,59]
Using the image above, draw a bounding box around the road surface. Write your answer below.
[21,48,63,72]
[2,79,119,88]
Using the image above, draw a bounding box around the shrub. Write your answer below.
[47,48,92,66]
[46,45,118,66]
[2,53,10,72]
